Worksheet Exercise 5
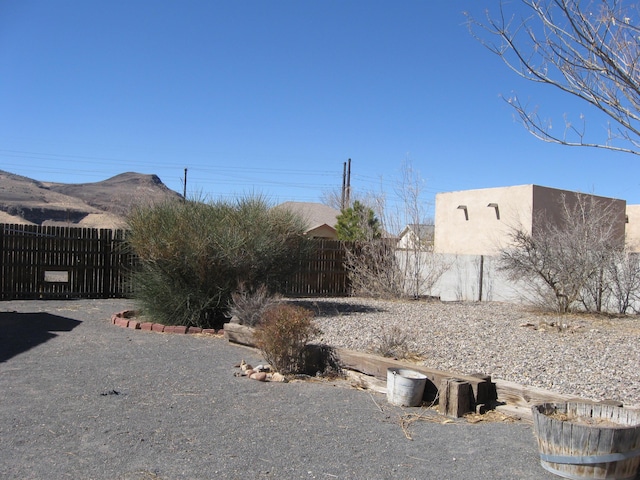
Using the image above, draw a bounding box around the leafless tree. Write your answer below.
[466,0,640,155]
[341,160,449,299]
[320,187,344,211]
[340,194,404,298]
[607,248,640,313]
[390,161,448,298]
[500,193,623,312]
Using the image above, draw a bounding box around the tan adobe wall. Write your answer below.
[626,205,640,252]
[434,185,534,255]
[434,184,626,255]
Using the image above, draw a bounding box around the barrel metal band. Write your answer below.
[540,447,640,465]
[541,462,638,480]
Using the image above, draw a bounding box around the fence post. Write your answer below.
[102,229,111,298]
[478,255,484,302]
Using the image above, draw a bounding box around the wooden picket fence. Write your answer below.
[0,225,349,300]
[0,224,135,300]
[282,239,350,297]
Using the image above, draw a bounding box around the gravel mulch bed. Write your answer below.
[294,298,640,408]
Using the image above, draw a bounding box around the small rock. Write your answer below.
[250,372,268,382]
[271,372,288,383]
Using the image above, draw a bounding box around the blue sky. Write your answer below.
[1,1,639,218]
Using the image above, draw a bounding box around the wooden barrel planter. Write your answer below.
[532,403,640,480]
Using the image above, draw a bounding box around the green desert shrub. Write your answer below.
[127,196,309,329]
[253,304,320,375]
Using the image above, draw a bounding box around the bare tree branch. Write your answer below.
[466,0,640,155]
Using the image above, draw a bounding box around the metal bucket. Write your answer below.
[386,367,427,407]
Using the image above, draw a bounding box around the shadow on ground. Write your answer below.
[0,312,81,362]
[288,299,386,316]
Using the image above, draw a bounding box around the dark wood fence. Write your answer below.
[282,239,350,297]
[0,224,135,300]
[0,225,349,300]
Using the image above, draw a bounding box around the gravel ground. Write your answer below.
[0,299,560,480]
[302,298,640,408]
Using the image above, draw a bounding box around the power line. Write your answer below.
[0,149,340,177]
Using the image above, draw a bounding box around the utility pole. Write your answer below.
[341,161,347,210]
[345,158,351,208]
[183,168,188,201]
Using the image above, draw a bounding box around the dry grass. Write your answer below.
[370,325,424,361]
[393,407,521,440]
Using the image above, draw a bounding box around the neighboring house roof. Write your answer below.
[275,201,341,237]
[398,223,434,249]
[400,224,434,240]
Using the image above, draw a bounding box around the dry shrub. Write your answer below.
[253,304,321,375]
[371,326,422,360]
[228,284,281,327]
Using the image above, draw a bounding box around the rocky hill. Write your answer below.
[0,170,182,228]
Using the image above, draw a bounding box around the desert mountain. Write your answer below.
[0,170,182,228]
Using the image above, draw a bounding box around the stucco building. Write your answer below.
[625,204,640,252]
[434,185,627,255]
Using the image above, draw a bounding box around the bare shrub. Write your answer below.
[341,160,449,299]
[500,193,623,313]
[608,250,640,314]
[227,284,281,327]
[343,238,405,299]
[253,304,321,375]
[370,326,422,360]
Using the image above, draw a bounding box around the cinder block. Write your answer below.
[151,323,165,333]
[140,322,154,331]
[172,326,188,334]
[202,329,217,335]
[187,327,203,334]
[127,321,140,330]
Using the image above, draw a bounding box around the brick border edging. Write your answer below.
[110,310,222,336]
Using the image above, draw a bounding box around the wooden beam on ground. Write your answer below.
[343,370,387,394]
[495,404,534,423]
[493,379,575,409]
[333,347,495,407]
[223,323,255,347]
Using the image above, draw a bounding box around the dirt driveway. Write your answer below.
[0,299,557,479]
